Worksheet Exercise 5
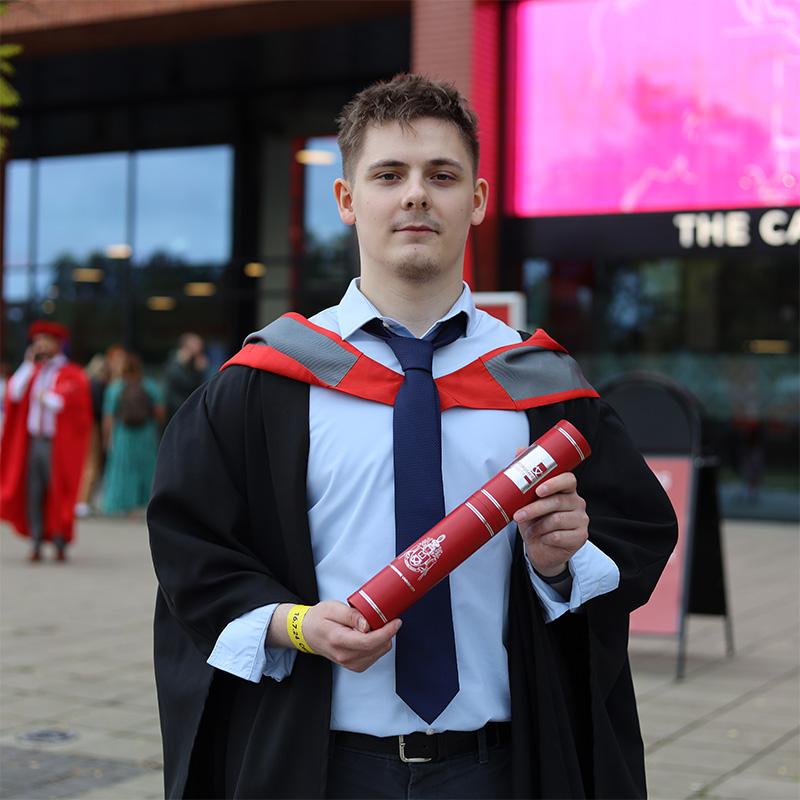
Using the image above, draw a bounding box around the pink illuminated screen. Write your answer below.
[509,0,800,216]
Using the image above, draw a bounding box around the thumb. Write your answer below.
[340,605,370,633]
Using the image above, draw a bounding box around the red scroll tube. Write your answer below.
[348,419,591,630]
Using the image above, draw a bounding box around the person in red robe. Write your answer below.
[0,320,93,561]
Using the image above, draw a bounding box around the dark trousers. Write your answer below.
[27,438,51,550]
[326,735,512,799]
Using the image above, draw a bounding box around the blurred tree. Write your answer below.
[0,0,22,156]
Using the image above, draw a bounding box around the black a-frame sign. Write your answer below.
[600,371,734,679]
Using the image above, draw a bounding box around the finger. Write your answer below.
[514,493,577,525]
[327,602,371,634]
[329,618,402,672]
[534,472,577,498]
[346,617,402,649]
[316,604,400,650]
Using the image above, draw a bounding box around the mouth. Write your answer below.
[395,224,438,235]
[393,215,439,235]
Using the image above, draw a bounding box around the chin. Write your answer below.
[395,257,443,284]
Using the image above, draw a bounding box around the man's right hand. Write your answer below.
[269,600,401,673]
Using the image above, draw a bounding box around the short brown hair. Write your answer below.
[121,352,144,381]
[337,73,480,182]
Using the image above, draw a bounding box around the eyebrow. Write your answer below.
[364,157,466,173]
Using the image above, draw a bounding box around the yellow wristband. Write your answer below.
[286,604,316,654]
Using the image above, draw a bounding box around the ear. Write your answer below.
[334,178,357,226]
[471,178,489,226]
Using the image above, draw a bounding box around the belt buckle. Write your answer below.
[398,734,432,763]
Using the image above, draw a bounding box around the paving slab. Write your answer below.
[2,516,798,800]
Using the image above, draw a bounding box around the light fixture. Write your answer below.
[184,282,217,297]
[295,149,337,166]
[244,262,266,278]
[71,268,104,283]
[746,339,791,354]
[105,244,132,259]
[147,296,176,311]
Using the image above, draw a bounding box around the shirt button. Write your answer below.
[426,728,435,736]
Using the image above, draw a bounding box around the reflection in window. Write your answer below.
[302,137,348,248]
[296,136,353,316]
[6,145,233,278]
[3,144,234,363]
[135,146,233,264]
[520,255,798,521]
[4,159,32,268]
[38,153,128,266]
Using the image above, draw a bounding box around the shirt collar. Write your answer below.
[45,353,67,369]
[337,277,479,341]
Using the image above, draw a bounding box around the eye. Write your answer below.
[376,172,401,182]
[431,173,456,184]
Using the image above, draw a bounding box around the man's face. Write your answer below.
[32,333,61,360]
[334,118,488,289]
[184,335,203,357]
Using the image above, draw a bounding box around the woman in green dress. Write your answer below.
[101,353,164,515]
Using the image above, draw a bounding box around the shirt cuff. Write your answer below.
[207,604,297,682]
[527,541,620,623]
[8,362,35,401]
[41,391,65,412]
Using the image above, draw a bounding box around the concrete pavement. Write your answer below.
[1,515,798,799]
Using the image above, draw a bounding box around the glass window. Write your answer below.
[294,135,354,316]
[4,159,32,268]
[302,136,348,248]
[135,145,233,265]
[37,152,128,265]
[2,145,235,366]
[521,254,799,521]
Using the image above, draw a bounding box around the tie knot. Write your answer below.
[385,336,434,373]
[362,312,467,375]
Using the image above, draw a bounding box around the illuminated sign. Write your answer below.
[509,0,800,217]
[673,207,800,248]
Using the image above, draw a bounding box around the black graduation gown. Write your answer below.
[148,362,678,799]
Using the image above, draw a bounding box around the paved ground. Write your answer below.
[1,515,798,800]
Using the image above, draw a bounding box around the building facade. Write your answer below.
[2,0,798,520]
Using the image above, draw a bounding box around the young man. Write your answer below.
[1,320,93,561]
[162,332,209,425]
[148,74,678,799]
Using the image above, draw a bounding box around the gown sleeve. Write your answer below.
[148,366,315,659]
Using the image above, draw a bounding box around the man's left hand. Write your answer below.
[512,469,589,578]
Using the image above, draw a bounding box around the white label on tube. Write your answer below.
[503,444,557,493]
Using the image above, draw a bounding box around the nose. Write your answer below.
[402,176,430,209]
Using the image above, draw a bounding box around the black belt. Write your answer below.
[331,721,511,763]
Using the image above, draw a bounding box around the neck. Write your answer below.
[359,275,463,338]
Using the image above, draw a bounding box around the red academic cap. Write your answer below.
[28,320,71,341]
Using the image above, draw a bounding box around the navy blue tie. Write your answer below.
[364,313,466,723]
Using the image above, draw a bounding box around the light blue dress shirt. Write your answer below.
[208,279,619,735]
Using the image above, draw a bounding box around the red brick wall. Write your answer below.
[3,0,410,56]
[1,0,265,33]
[411,0,502,289]
[411,0,474,94]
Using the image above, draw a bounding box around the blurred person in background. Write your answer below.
[101,352,164,517]
[100,343,129,466]
[105,344,128,385]
[149,74,678,799]
[75,352,112,518]
[0,358,11,434]
[162,332,208,426]
[0,320,93,561]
